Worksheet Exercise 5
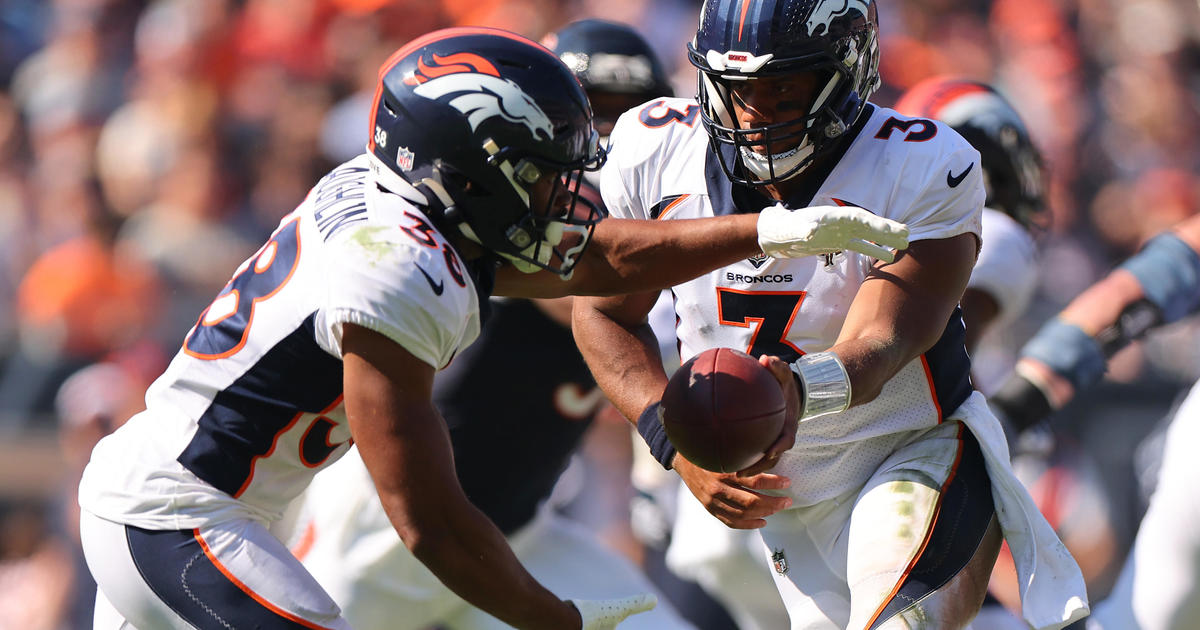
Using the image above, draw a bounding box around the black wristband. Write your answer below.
[1095,298,1163,358]
[989,372,1054,433]
[636,402,677,470]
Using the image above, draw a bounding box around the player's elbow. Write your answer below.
[395,513,456,559]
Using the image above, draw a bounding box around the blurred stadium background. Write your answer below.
[0,0,1197,627]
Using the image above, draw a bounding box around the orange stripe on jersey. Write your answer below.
[234,394,345,498]
[193,529,336,630]
[919,354,944,423]
[658,194,691,220]
[291,521,317,561]
[831,198,879,214]
[861,424,966,629]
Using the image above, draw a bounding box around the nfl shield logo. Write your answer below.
[396,146,415,172]
[748,252,769,268]
[771,548,789,575]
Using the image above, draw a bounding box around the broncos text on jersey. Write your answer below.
[602,97,985,506]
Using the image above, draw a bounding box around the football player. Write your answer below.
[543,18,675,145]
[987,212,1200,630]
[76,27,908,630]
[572,2,1090,629]
[662,75,1060,630]
[288,21,695,630]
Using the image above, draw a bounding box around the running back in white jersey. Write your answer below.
[79,155,484,529]
[602,98,985,505]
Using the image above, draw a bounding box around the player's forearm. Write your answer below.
[572,302,669,422]
[995,224,1200,432]
[826,235,976,408]
[826,335,912,407]
[570,214,761,296]
[390,497,580,630]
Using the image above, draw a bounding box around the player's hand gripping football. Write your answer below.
[757,203,910,262]
[569,594,658,629]
[673,355,800,529]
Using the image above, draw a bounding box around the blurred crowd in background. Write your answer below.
[0,0,1198,628]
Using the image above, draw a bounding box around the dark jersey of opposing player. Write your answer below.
[435,298,603,534]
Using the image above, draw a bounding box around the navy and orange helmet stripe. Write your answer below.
[893,77,992,120]
[368,26,562,154]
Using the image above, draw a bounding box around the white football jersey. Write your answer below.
[79,155,483,529]
[603,98,985,506]
[971,207,1038,324]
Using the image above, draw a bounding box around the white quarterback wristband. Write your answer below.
[791,351,852,421]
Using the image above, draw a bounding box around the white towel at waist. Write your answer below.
[953,391,1090,629]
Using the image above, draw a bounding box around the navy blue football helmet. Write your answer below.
[688,0,881,185]
[369,27,606,276]
[895,77,1047,230]
[546,19,673,103]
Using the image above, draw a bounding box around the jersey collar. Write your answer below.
[704,104,875,215]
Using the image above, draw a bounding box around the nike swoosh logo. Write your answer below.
[554,384,607,420]
[947,162,974,188]
[415,264,444,296]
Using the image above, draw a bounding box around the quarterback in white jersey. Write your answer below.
[663,76,1049,630]
[574,1,1088,629]
[76,27,910,630]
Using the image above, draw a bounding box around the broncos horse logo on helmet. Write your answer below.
[405,52,555,141]
[689,0,881,185]
[369,27,606,276]
[805,0,873,35]
[894,77,1048,231]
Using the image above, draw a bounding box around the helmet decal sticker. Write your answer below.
[806,0,871,36]
[405,51,501,82]
[405,52,554,140]
[395,146,414,172]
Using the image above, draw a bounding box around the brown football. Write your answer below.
[660,347,787,472]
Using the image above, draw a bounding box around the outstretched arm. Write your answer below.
[496,207,909,298]
[991,215,1200,432]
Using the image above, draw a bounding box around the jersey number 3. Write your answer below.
[185,218,301,359]
[717,288,806,362]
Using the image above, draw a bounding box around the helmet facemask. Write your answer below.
[367,27,611,278]
[688,0,881,186]
[450,138,607,277]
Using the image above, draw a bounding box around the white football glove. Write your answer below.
[757,203,910,262]
[570,594,658,630]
